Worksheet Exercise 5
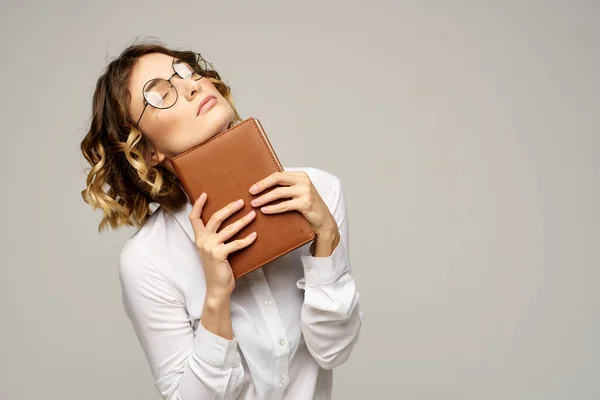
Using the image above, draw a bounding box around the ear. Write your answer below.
[150,151,167,167]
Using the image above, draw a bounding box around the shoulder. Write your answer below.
[117,207,168,286]
[117,204,194,302]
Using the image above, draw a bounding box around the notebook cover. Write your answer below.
[170,117,316,279]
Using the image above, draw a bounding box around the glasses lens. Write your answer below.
[173,59,196,79]
[143,79,177,109]
[196,54,210,72]
[173,53,209,78]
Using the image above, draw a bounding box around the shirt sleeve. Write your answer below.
[118,244,245,400]
[296,171,364,370]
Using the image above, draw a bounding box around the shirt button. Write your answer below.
[279,377,286,385]
[264,300,272,307]
[279,339,285,346]
[305,265,311,271]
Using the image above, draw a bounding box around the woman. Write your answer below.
[80,39,363,400]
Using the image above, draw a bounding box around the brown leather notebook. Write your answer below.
[170,117,316,279]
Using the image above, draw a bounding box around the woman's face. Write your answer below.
[127,52,235,174]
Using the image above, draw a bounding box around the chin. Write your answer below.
[205,105,234,135]
[191,101,235,145]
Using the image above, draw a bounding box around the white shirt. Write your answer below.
[118,166,364,400]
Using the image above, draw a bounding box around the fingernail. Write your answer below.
[250,185,258,194]
[237,199,244,206]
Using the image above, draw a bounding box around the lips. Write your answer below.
[197,95,217,116]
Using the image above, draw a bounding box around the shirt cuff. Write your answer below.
[299,237,349,286]
[193,319,241,368]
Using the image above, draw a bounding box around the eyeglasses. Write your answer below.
[133,52,211,131]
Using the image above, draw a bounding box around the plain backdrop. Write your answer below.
[0,0,598,399]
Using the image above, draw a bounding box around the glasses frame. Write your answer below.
[133,52,210,131]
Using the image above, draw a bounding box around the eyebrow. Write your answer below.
[144,79,163,92]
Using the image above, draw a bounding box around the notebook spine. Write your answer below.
[171,163,195,204]
[254,119,283,172]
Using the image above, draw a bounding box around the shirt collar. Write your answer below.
[171,198,196,243]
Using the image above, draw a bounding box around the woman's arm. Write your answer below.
[296,173,364,369]
[118,245,244,400]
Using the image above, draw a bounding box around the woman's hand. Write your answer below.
[248,171,338,238]
[189,193,258,298]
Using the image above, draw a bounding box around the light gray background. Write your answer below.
[0,0,598,399]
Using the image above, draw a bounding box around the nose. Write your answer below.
[181,75,203,101]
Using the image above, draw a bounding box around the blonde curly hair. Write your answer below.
[80,38,243,233]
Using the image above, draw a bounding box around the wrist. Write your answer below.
[204,292,231,309]
[310,229,340,257]
[201,294,234,341]
[314,219,338,239]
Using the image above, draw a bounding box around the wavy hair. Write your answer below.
[80,38,243,233]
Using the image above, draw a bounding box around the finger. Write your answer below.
[250,186,302,208]
[189,192,208,237]
[215,209,256,244]
[221,231,258,255]
[260,197,304,214]
[205,198,245,234]
[249,171,301,194]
